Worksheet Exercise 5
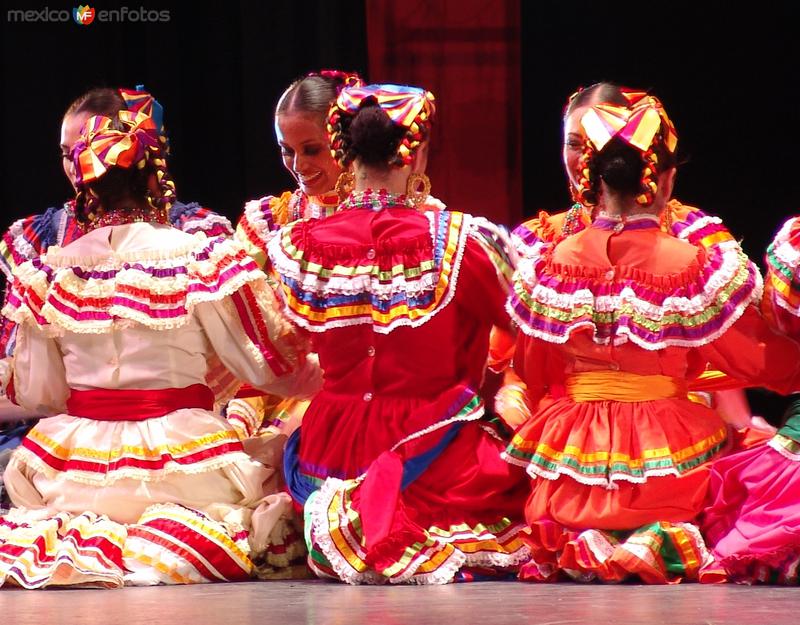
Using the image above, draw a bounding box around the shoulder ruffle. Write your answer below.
[507,218,762,350]
[268,210,504,334]
[511,208,580,258]
[765,215,800,320]
[510,200,707,260]
[2,233,269,336]
[467,216,517,288]
[234,192,293,268]
[0,205,65,280]
[169,201,233,237]
[421,195,447,212]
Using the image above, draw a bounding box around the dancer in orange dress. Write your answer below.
[495,83,760,434]
[504,89,800,583]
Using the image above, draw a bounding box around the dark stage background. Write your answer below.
[2,0,798,417]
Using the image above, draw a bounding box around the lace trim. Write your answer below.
[307,478,466,585]
[767,434,800,462]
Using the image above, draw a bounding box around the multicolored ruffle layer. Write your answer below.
[502,396,727,486]
[306,478,529,585]
[9,409,251,486]
[269,210,513,334]
[123,503,253,584]
[511,204,588,258]
[1,205,74,281]
[0,509,126,588]
[0,201,231,283]
[235,192,293,269]
[235,191,340,269]
[510,200,700,258]
[0,202,232,358]
[764,216,800,330]
[520,519,713,584]
[508,211,761,349]
[4,234,271,335]
[0,502,272,588]
[168,202,233,238]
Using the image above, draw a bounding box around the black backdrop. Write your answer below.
[1,1,368,220]
[2,0,797,417]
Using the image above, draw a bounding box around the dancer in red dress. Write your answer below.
[272,83,529,584]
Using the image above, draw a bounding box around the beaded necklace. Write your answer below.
[82,206,170,233]
[340,189,414,212]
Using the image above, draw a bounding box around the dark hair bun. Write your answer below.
[347,103,405,167]
[594,138,643,196]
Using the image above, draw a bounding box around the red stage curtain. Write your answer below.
[366,0,522,227]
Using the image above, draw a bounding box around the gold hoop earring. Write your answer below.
[406,172,431,208]
[335,171,355,201]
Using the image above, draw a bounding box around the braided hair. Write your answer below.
[327,84,436,169]
[575,89,678,207]
[71,111,176,229]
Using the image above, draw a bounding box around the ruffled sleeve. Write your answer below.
[0,206,63,281]
[459,218,516,331]
[0,206,69,357]
[234,192,293,269]
[169,201,233,238]
[762,215,800,338]
[512,204,595,258]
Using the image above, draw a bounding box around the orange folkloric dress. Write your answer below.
[492,201,745,429]
[504,212,800,583]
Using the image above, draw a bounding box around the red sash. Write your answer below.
[66,384,215,421]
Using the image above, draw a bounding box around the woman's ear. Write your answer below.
[661,166,677,200]
[411,142,429,174]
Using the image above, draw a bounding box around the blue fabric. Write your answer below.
[284,429,318,506]
[0,422,33,452]
[167,200,199,223]
[400,422,464,491]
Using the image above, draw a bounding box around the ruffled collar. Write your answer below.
[267,208,473,333]
[508,212,762,349]
[3,231,268,336]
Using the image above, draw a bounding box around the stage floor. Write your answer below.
[2,580,795,625]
